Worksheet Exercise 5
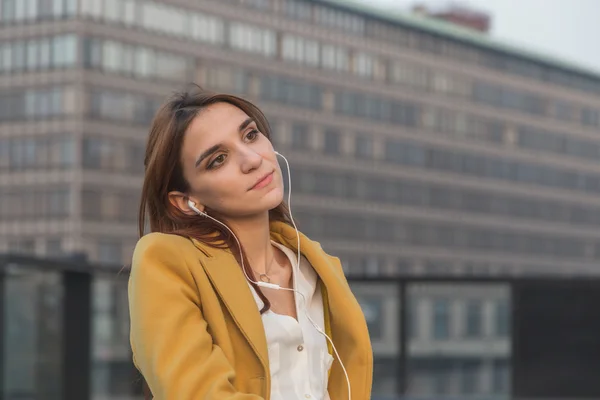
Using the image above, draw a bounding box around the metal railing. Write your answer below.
[1,253,599,400]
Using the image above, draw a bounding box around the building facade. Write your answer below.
[2,0,600,276]
[0,0,599,398]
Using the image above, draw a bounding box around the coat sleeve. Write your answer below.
[128,234,264,400]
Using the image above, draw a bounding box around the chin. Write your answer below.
[262,186,285,210]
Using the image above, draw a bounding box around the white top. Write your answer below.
[248,241,333,400]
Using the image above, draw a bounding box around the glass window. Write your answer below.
[14,0,26,20]
[58,137,75,166]
[353,52,374,78]
[46,238,63,257]
[229,22,276,57]
[155,52,188,81]
[81,0,103,18]
[191,14,224,44]
[461,361,480,394]
[65,0,77,16]
[82,189,101,219]
[104,0,122,22]
[433,299,450,339]
[47,188,70,216]
[321,44,349,71]
[356,296,383,339]
[582,108,600,128]
[83,38,102,67]
[122,0,137,25]
[2,0,16,22]
[260,76,322,110]
[39,38,51,68]
[1,44,12,71]
[323,129,340,154]
[51,0,64,17]
[291,123,309,149]
[284,0,311,20]
[98,240,122,264]
[25,0,38,19]
[493,360,510,394]
[83,137,114,169]
[26,39,39,70]
[102,40,123,72]
[52,35,77,67]
[282,34,319,66]
[554,101,573,121]
[464,300,482,337]
[246,0,270,10]
[134,47,155,78]
[495,300,509,336]
[12,42,26,70]
[355,135,373,159]
[141,2,188,37]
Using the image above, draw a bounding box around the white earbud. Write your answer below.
[187,199,205,215]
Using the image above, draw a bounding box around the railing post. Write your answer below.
[398,279,407,397]
[0,262,5,399]
[63,270,91,400]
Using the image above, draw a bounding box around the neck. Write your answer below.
[225,212,274,275]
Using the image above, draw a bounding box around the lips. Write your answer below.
[250,171,274,190]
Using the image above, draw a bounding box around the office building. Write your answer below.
[0,1,599,397]
[2,0,600,277]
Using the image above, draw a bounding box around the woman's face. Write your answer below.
[173,102,284,219]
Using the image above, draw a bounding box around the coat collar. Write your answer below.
[188,221,367,378]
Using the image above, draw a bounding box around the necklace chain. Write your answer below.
[252,247,275,283]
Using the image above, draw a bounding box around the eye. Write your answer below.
[245,129,259,142]
[207,154,226,169]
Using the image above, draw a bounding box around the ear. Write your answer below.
[168,191,205,215]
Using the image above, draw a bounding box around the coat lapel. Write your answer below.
[191,239,269,370]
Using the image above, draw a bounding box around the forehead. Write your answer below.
[185,102,249,144]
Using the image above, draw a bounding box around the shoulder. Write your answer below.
[297,233,346,277]
[130,232,202,279]
[133,232,196,260]
[135,231,195,249]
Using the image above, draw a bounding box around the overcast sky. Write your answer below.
[368,0,600,74]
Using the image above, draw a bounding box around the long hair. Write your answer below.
[137,84,294,398]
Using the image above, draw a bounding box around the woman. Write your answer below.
[128,84,373,400]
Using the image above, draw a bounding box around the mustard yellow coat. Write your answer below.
[128,221,373,400]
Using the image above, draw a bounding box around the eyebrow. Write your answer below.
[194,118,255,167]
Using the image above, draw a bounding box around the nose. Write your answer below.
[238,144,262,174]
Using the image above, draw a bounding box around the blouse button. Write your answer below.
[304,395,311,399]
[297,345,304,352]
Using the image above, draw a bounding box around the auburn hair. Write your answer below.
[137,84,294,398]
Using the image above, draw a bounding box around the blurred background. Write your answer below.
[1,0,600,399]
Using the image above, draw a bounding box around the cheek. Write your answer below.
[195,170,244,203]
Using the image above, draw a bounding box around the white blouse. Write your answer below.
[248,241,334,400]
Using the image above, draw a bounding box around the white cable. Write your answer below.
[276,151,351,400]
[187,151,351,400]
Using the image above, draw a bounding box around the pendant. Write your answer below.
[259,274,271,283]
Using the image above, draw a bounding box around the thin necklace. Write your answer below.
[253,250,276,283]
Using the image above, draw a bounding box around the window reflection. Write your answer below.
[229,22,276,57]
[1,0,76,21]
[84,38,190,81]
[92,274,134,398]
[349,282,399,397]
[4,268,63,399]
[88,88,161,125]
[0,35,77,73]
[296,208,597,261]
[407,284,511,398]
[260,76,322,110]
